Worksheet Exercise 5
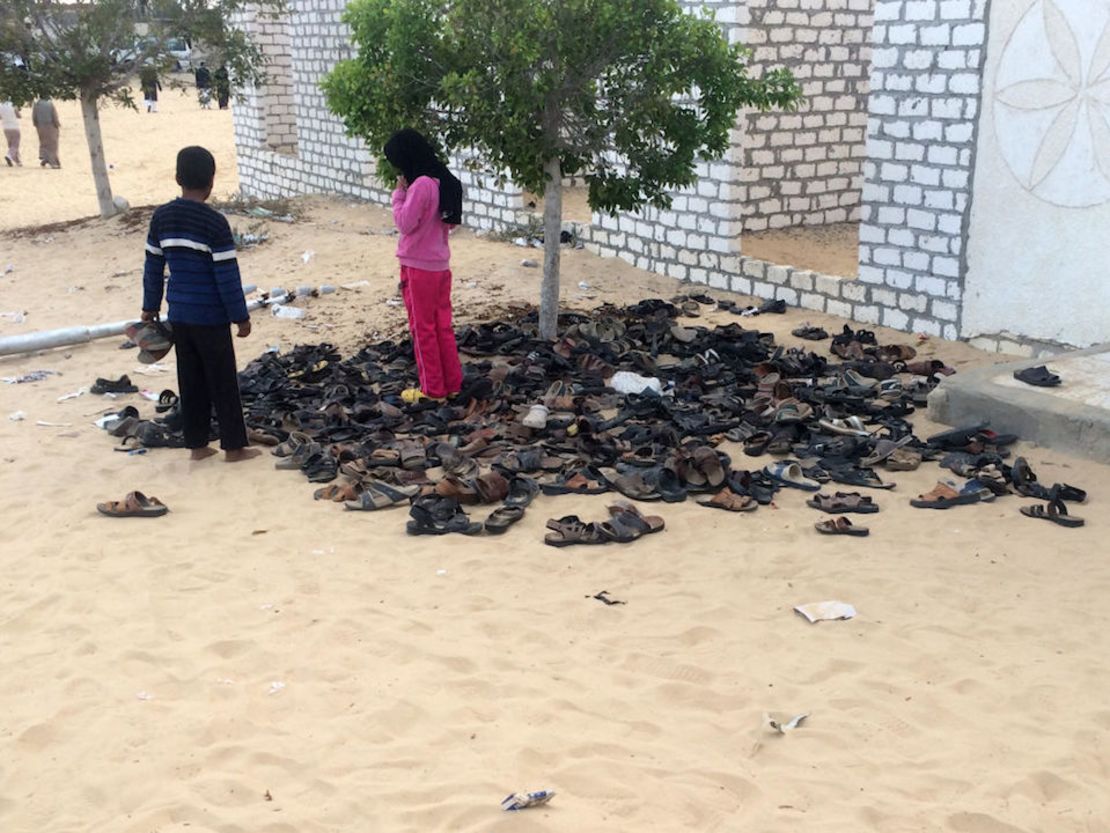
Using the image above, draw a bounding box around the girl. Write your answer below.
[383,128,464,403]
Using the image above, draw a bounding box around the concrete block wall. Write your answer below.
[584,0,747,289]
[232,0,522,223]
[262,19,297,154]
[736,0,874,232]
[855,0,989,340]
[231,0,1058,355]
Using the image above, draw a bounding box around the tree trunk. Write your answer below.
[539,157,563,341]
[79,92,117,219]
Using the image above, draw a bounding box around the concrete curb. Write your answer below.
[928,344,1110,463]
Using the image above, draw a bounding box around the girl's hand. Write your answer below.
[396,175,408,190]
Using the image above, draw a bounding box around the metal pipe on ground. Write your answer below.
[0,284,313,360]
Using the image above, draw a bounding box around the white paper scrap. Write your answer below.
[794,601,856,623]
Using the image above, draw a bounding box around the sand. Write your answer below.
[741,222,861,278]
[0,78,239,231]
[2,106,1110,833]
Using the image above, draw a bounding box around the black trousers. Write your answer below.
[173,322,248,450]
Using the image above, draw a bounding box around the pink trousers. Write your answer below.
[400,265,463,399]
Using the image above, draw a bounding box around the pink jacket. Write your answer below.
[391,176,451,271]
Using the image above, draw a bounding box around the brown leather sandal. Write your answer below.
[697,488,757,512]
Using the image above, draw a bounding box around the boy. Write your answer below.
[141,146,259,462]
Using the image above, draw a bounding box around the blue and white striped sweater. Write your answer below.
[142,198,249,325]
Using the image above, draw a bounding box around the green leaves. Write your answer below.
[324,0,800,210]
[0,0,283,106]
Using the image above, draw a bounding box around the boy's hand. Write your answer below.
[236,319,252,338]
[141,310,158,322]
[396,175,408,190]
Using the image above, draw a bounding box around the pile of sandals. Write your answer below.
[99,294,1089,537]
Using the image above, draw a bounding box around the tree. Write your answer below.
[323,0,801,339]
[0,0,280,218]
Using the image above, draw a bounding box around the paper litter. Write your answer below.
[8,411,26,421]
[132,364,170,376]
[501,790,555,811]
[765,712,809,734]
[136,691,154,701]
[139,390,161,402]
[57,387,88,402]
[0,311,26,323]
[267,681,286,695]
[608,371,663,396]
[794,601,857,623]
[3,370,58,384]
[301,249,315,264]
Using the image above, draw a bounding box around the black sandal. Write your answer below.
[484,505,525,534]
[1020,499,1084,527]
[1013,365,1061,387]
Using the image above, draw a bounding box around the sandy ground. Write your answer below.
[1,193,1109,833]
[0,77,239,230]
[742,222,861,278]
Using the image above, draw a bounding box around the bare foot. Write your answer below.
[190,447,219,461]
[225,447,262,463]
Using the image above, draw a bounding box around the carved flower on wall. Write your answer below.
[993,0,1110,207]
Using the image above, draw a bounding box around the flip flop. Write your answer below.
[697,488,757,512]
[910,480,992,509]
[817,417,871,437]
[484,505,526,534]
[314,483,361,502]
[1013,365,1061,387]
[544,515,614,547]
[345,481,419,510]
[599,468,662,501]
[607,500,665,534]
[504,476,540,508]
[1052,483,1087,503]
[90,375,139,395]
[97,491,169,518]
[806,492,879,514]
[1011,457,1051,499]
[692,446,728,489]
[406,496,482,535]
[541,467,610,495]
[763,461,820,491]
[1020,498,1084,527]
[884,447,922,471]
[815,517,869,536]
[826,466,894,490]
[791,325,828,341]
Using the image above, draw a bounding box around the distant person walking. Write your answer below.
[214,65,230,110]
[140,66,161,113]
[194,62,212,109]
[1,101,21,167]
[31,99,60,168]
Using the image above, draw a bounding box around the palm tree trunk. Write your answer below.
[79,92,117,218]
[539,156,562,341]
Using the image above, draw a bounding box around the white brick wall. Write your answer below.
[857,0,988,336]
[231,0,1028,353]
[734,0,874,233]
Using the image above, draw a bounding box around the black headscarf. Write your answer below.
[383,128,464,226]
